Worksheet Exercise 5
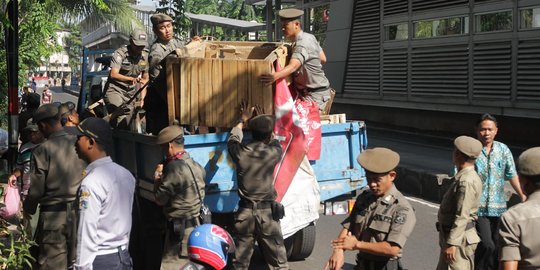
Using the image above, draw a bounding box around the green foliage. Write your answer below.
[0,220,36,270]
[62,23,82,73]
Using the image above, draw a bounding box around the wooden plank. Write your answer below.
[212,59,223,127]
[180,59,190,125]
[222,60,237,127]
[166,59,176,125]
[260,60,273,114]
[237,60,249,108]
[248,60,261,111]
[190,58,200,126]
[173,61,181,124]
[198,59,210,126]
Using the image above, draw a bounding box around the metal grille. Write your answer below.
[517,40,540,100]
[343,0,381,95]
[384,0,408,16]
[411,45,469,97]
[473,42,512,99]
[383,49,408,95]
[412,0,469,12]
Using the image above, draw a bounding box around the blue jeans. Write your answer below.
[92,248,132,270]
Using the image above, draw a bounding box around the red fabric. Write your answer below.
[294,97,322,160]
[273,63,307,202]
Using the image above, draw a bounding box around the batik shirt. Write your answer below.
[475,141,517,217]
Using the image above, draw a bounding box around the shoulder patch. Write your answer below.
[79,190,91,210]
[393,211,407,224]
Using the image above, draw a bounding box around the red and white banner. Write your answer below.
[273,63,307,202]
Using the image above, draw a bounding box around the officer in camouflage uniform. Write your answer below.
[437,136,483,270]
[104,29,149,128]
[23,104,86,269]
[154,125,206,269]
[499,147,540,269]
[227,103,288,270]
[326,148,416,270]
[144,13,186,134]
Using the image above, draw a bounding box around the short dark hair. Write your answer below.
[252,130,272,142]
[476,113,498,127]
[456,150,476,162]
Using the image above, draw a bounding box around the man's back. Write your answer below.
[24,130,86,212]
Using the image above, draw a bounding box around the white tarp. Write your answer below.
[279,156,320,238]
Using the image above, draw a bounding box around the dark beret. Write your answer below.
[156,125,183,145]
[357,148,400,174]
[151,13,173,26]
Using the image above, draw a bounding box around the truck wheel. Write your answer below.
[288,223,316,261]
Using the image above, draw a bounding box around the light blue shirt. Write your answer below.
[475,141,517,217]
[75,156,136,269]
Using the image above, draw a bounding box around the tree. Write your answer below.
[157,0,190,38]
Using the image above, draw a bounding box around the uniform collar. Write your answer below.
[49,129,68,139]
[85,156,113,174]
[380,184,399,205]
[455,166,475,179]
[293,30,305,42]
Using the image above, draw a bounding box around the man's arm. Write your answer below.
[331,232,401,257]
[109,67,138,85]
[23,147,46,215]
[509,175,526,202]
[501,261,518,270]
[324,227,349,270]
[74,184,101,270]
[260,58,302,85]
[320,50,327,64]
[154,165,177,206]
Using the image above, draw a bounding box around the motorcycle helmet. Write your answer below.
[187,224,235,270]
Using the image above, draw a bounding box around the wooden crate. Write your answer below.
[166,41,288,128]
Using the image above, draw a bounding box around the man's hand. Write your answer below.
[239,100,255,123]
[260,73,278,86]
[324,248,345,270]
[331,232,358,251]
[444,245,457,264]
[8,175,17,187]
[154,164,163,182]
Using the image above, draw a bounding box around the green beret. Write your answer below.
[151,13,173,26]
[357,148,400,174]
[248,115,275,134]
[518,147,540,177]
[156,125,183,144]
[130,29,148,47]
[278,8,304,20]
[24,118,39,131]
[454,136,483,159]
[33,104,59,123]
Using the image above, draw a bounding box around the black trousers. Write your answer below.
[474,216,499,270]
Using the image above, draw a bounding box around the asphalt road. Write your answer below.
[246,196,440,270]
[36,86,78,105]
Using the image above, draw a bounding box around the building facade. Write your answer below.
[323,0,540,145]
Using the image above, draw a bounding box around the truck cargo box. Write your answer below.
[166,41,288,128]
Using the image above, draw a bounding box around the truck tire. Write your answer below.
[287,223,316,261]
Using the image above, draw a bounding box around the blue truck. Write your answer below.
[78,46,368,261]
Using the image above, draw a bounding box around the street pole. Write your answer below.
[6,0,19,172]
[266,0,273,41]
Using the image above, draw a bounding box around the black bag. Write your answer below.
[186,163,212,224]
[271,201,285,221]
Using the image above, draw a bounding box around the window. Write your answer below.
[385,23,408,41]
[520,7,540,29]
[476,10,513,32]
[414,16,469,38]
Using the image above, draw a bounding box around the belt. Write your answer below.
[40,202,69,212]
[95,245,128,256]
[436,221,475,232]
[239,200,272,209]
[308,86,330,93]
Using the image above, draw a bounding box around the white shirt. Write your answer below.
[75,156,136,269]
